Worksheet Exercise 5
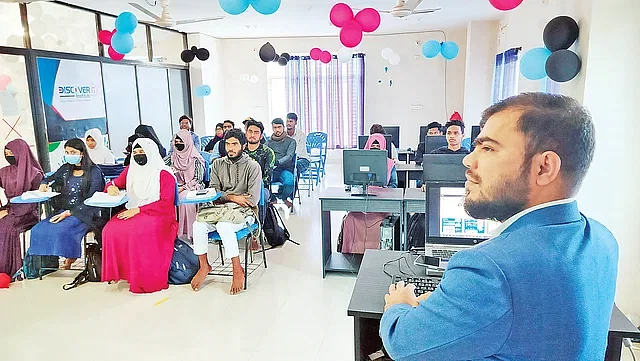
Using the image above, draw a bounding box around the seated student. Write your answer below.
[381,93,618,361]
[165,130,205,241]
[242,117,266,144]
[169,115,201,153]
[124,125,167,166]
[191,129,262,295]
[370,123,399,161]
[29,139,105,270]
[0,139,44,278]
[84,129,116,165]
[245,119,275,201]
[415,121,443,165]
[203,123,225,153]
[266,118,296,210]
[286,113,310,174]
[430,120,470,155]
[101,138,178,294]
[210,120,235,158]
[339,134,397,254]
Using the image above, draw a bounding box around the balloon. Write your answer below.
[259,42,277,62]
[0,273,9,289]
[251,0,281,15]
[196,48,210,61]
[543,16,579,51]
[111,31,134,54]
[320,51,332,64]
[488,0,524,11]
[181,49,196,63]
[219,0,251,15]
[546,49,582,82]
[115,12,138,34]
[310,47,322,60]
[108,46,125,61]
[0,75,12,91]
[280,52,291,61]
[340,21,363,48]
[381,48,393,60]
[354,8,381,33]
[421,40,441,58]
[389,53,400,65]
[441,42,459,60]
[338,47,352,63]
[250,75,259,83]
[6,83,18,96]
[520,47,552,80]
[278,57,288,66]
[98,30,113,45]
[195,85,212,97]
[330,3,354,28]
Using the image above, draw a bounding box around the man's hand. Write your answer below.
[0,210,8,219]
[50,210,71,224]
[107,185,120,196]
[117,207,140,220]
[416,292,432,303]
[228,194,254,208]
[39,184,49,192]
[384,281,418,311]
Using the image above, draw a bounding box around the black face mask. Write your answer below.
[133,154,148,166]
[5,155,17,165]
[175,143,185,151]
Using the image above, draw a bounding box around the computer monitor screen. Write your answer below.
[343,149,388,187]
[357,135,392,158]
[422,154,467,183]
[382,126,400,148]
[470,125,481,148]
[427,186,501,243]
[424,136,448,153]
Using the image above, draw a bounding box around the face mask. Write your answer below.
[64,154,82,165]
[5,155,17,165]
[175,143,186,151]
[133,154,148,166]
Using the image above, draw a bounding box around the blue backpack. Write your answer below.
[168,239,199,285]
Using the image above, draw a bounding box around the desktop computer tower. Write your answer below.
[380,215,401,251]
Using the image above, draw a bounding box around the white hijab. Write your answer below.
[84,128,115,165]
[126,138,174,209]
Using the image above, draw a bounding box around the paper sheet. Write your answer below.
[22,190,59,200]
[87,191,127,204]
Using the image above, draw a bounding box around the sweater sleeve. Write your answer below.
[380,250,513,361]
[247,161,262,206]
[277,139,296,166]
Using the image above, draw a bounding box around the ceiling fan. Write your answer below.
[365,0,441,19]
[128,0,224,28]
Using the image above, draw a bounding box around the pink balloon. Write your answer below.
[330,3,354,28]
[488,0,524,11]
[310,47,322,60]
[98,30,113,45]
[354,8,381,33]
[340,21,363,48]
[108,46,125,61]
[320,51,332,64]
[0,75,11,91]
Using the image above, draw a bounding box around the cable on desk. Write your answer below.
[382,252,416,279]
[624,338,638,361]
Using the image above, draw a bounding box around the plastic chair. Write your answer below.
[199,151,213,184]
[461,138,471,151]
[306,132,328,180]
[200,136,214,151]
[98,164,125,182]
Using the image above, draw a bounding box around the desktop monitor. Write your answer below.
[424,136,448,153]
[422,154,467,183]
[470,125,481,148]
[343,150,388,191]
[382,126,400,148]
[357,135,392,158]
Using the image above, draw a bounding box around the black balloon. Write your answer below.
[196,48,210,61]
[191,46,198,52]
[181,49,196,63]
[272,55,280,62]
[545,50,581,82]
[280,52,291,62]
[278,57,288,66]
[543,16,579,51]
[259,42,277,62]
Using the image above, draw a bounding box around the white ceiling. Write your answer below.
[63,0,503,39]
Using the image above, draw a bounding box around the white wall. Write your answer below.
[578,0,640,319]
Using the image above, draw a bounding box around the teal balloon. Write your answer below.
[219,0,250,15]
[251,0,281,15]
[441,42,459,60]
[115,12,138,34]
[520,47,552,80]
[111,31,134,54]
[421,40,441,59]
[195,85,212,97]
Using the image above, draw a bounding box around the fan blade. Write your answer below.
[129,2,161,21]
[175,17,224,26]
[406,0,425,10]
[354,8,391,13]
[412,8,441,15]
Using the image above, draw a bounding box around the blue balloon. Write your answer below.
[251,0,281,15]
[441,42,459,60]
[520,47,552,80]
[111,31,134,54]
[115,12,138,34]
[219,0,251,15]
[421,40,441,59]
[195,85,212,97]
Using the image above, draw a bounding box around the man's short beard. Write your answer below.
[228,149,243,161]
[248,140,260,145]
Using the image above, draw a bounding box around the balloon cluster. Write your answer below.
[421,40,459,60]
[219,0,281,15]
[310,48,333,64]
[258,42,290,66]
[181,46,211,63]
[381,48,400,66]
[488,0,524,11]
[520,16,581,82]
[98,12,138,61]
[330,3,381,48]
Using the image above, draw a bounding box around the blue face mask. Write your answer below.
[64,154,82,165]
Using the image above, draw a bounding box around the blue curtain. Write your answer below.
[491,48,520,104]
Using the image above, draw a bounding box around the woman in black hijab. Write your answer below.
[124,125,167,166]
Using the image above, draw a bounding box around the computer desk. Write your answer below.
[395,163,422,188]
[397,149,414,164]
[319,187,405,278]
[347,250,640,361]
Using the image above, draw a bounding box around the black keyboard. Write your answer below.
[391,274,441,296]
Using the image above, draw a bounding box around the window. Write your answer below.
[151,27,185,65]
[0,3,24,47]
[267,62,286,136]
[491,48,520,104]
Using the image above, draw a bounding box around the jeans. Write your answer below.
[297,158,311,174]
[272,168,295,201]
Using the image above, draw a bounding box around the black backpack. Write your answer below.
[168,239,200,285]
[63,243,101,290]
[406,213,426,250]
[263,204,291,247]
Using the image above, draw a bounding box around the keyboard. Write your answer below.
[391,274,441,296]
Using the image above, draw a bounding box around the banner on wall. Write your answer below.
[37,57,107,144]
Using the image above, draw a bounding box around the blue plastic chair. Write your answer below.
[200,151,213,184]
[462,138,471,151]
[200,136,214,151]
[98,164,125,182]
[306,132,328,181]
